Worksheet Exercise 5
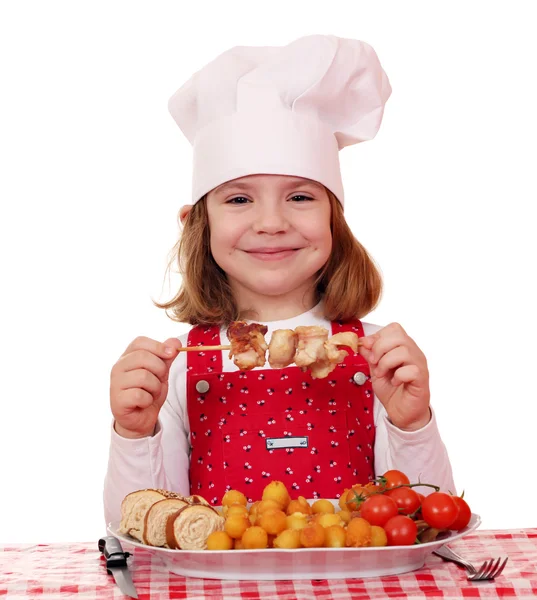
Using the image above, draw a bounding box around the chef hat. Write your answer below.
[168,34,391,205]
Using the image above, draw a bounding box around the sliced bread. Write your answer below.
[143,497,189,547]
[188,494,212,507]
[119,489,167,541]
[166,504,224,550]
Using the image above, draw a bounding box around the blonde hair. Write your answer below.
[154,189,383,325]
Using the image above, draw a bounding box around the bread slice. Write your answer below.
[143,498,189,547]
[156,489,188,501]
[166,504,224,550]
[187,494,212,507]
[119,489,167,541]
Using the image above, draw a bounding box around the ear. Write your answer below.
[179,204,193,225]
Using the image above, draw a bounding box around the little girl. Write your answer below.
[104,34,455,524]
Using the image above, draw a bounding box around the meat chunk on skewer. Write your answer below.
[184,321,362,378]
[327,331,360,354]
[226,321,268,370]
[294,327,361,379]
[294,326,335,379]
[294,326,329,368]
[316,331,361,378]
[324,331,360,364]
[268,329,298,368]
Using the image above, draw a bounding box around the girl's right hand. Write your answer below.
[110,336,182,439]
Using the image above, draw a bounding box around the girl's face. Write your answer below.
[205,174,332,308]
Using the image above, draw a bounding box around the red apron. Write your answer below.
[186,320,375,505]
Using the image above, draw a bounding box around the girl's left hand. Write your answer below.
[359,323,431,431]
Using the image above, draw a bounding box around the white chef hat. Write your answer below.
[168,34,391,206]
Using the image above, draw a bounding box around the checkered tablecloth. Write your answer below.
[1,529,536,599]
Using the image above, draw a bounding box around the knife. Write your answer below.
[98,536,138,599]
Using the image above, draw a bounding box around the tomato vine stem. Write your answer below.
[347,481,440,509]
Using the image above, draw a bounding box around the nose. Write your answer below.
[252,204,289,235]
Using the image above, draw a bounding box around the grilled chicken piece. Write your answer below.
[309,359,339,379]
[324,331,360,365]
[226,321,268,370]
[294,327,361,379]
[294,326,329,367]
[294,326,332,379]
[327,331,360,353]
[268,329,298,368]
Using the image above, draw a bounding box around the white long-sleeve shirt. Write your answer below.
[103,308,455,525]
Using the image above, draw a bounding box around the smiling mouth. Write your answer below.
[243,248,301,261]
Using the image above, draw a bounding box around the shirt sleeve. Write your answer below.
[373,402,456,494]
[363,321,456,494]
[102,334,191,526]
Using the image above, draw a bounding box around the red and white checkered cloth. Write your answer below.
[1,529,536,599]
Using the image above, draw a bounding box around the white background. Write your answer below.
[1,1,536,543]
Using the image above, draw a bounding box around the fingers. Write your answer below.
[359,323,427,383]
[118,369,163,397]
[114,337,182,382]
[111,336,181,438]
[358,333,379,352]
[116,388,154,411]
[161,337,182,366]
[369,323,410,363]
[122,336,181,361]
[115,350,168,382]
[156,381,169,411]
[360,324,414,363]
[373,346,413,379]
[390,364,421,387]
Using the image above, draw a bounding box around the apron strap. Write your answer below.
[186,325,223,374]
[330,318,365,337]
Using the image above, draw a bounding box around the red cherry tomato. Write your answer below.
[386,487,421,515]
[382,470,410,490]
[359,494,399,527]
[449,496,472,530]
[345,484,376,511]
[384,515,418,546]
[421,492,459,529]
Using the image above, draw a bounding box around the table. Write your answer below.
[1,529,536,599]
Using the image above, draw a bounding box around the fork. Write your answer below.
[433,545,508,581]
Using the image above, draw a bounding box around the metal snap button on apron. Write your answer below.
[353,371,368,385]
[196,380,210,393]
